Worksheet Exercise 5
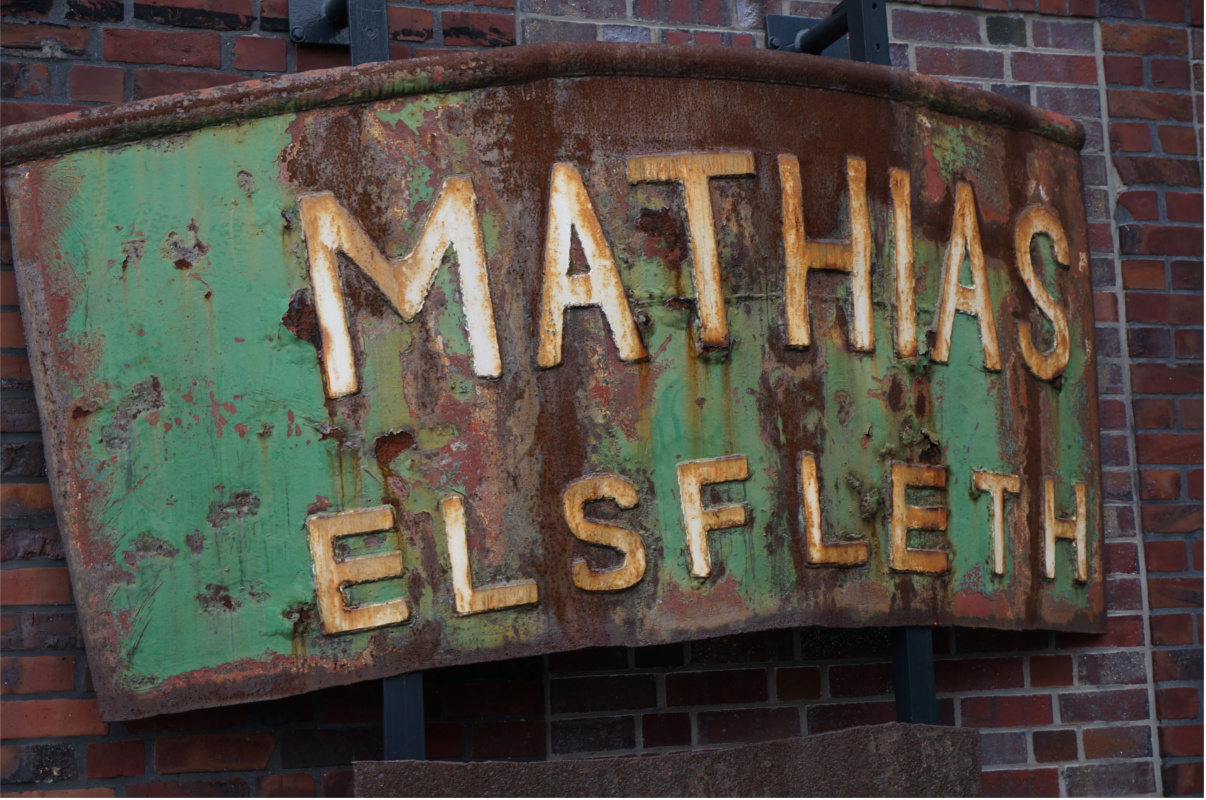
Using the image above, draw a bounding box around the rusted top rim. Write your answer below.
[1,42,1084,167]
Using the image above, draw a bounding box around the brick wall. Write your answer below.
[1,1,1201,797]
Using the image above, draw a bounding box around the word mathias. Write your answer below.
[299,150,1086,635]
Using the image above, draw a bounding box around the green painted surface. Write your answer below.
[7,74,1103,719]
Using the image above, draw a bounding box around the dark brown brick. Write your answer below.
[257,773,315,797]
[550,675,655,714]
[68,64,124,103]
[131,68,243,99]
[1065,761,1155,796]
[232,36,286,73]
[66,0,123,20]
[442,11,515,47]
[154,733,274,774]
[982,768,1059,798]
[698,707,799,744]
[470,720,544,759]
[666,669,767,706]
[133,0,254,31]
[2,23,91,57]
[387,7,433,42]
[103,28,221,68]
[126,779,250,797]
[1060,688,1149,722]
[1033,729,1077,762]
[86,739,145,779]
[642,712,690,748]
[551,716,635,754]
[690,630,793,664]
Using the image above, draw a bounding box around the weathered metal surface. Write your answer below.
[2,43,1104,721]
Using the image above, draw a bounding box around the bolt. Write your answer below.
[291,26,305,42]
[768,36,780,49]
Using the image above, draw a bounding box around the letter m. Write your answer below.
[298,178,501,399]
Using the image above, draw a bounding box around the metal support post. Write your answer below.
[289,0,390,66]
[765,0,892,66]
[891,627,937,724]
[383,671,426,760]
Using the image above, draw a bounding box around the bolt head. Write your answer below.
[768,36,781,49]
[291,26,305,42]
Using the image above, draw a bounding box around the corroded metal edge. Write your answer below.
[1,42,1084,168]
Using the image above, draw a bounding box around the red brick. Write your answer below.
[0,271,17,306]
[1166,192,1203,222]
[1083,724,1152,758]
[442,12,514,47]
[1174,328,1203,359]
[133,0,253,30]
[2,699,107,739]
[1146,540,1189,571]
[642,712,690,748]
[131,68,243,99]
[258,774,315,797]
[1159,724,1202,757]
[2,23,90,57]
[470,720,544,759]
[1149,576,1203,608]
[550,675,653,714]
[662,29,690,45]
[1,311,25,348]
[698,707,799,744]
[1102,23,1188,56]
[775,666,821,701]
[424,721,460,759]
[387,7,433,42]
[153,733,274,774]
[1103,54,1144,85]
[126,779,249,797]
[916,47,1003,78]
[1068,762,1156,796]
[0,102,88,127]
[232,36,286,72]
[65,0,123,22]
[3,791,115,798]
[1093,291,1117,321]
[86,740,145,779]
[1159,125,1200,155]
[807,700,895,733]
[1162,761,1204,797]
[1117,190,1158,219]
[1134,397,1176,428]
[1157,686,1200,719]
[935,658,1024,693]
[829,663,892,697]
[1105,541,1139,573]
[295,44,351,71]
[1144,0,1187,22]
[1108,89,1195,122]
[1151,613,1195,645]
[1013,52,1097,84]
[1113,157,1201,187]
[1057,615,1146,649]
[1099,397,1129,429]
[1154,648,1204,683]
[1078,651,1147,685]
[1109,122,1152,153]
[1137,436,1201,470]
[0,567,71,605]
[1131,365,1203,395]
[890,9,981,44]
[962,694,1052,727]
[1138,466,1181,499]
[1030,655,1074,687]
[124,705,246,732]
[1033,729,1077,762]
[1179,397,1204,426]
[981,767,1059,797]
[102,28,221,68]
[1060,688,1149,722]
[1,63,50,99]
[0,656,75,694]
[319,770,353,798]
[666,669,767,706]
[1150,57,1191,89]
[67,65,124,103]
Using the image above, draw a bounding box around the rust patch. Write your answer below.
[196,583,241,613]
[206,488,260,529]
[100,376,164,451]
[161,219,210,270]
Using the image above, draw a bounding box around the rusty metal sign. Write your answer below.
[3,44,1104,720]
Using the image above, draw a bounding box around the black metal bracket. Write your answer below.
[892,627,938,724]
[765,0,891,66]
[289,0,390,65]
[383,671,426,760]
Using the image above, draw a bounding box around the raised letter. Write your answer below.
[890,168,917,358]
[1043,478,1087,582]
[1015,205,1072,381]
[538,164,647,368]
[564,474,646,591]
[299,179,501,398]
[933,182,1001,370]
[973,470,1021,576]
[442,495,539,614]
[890,463,949,574]
[676,455,750,578]
[780,154,873,352]
[800,453,869,566]
[627,152,756,348]
[307,505,406,634]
